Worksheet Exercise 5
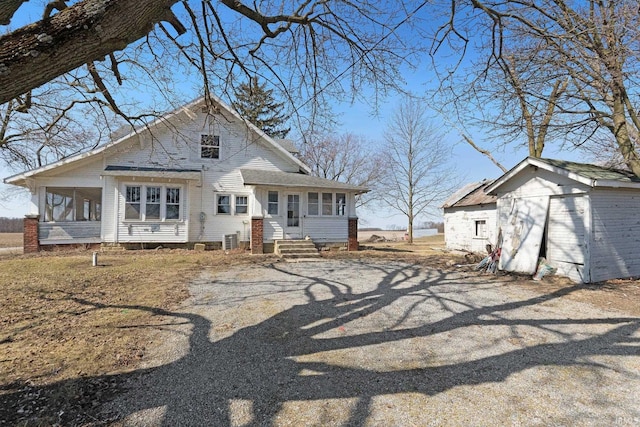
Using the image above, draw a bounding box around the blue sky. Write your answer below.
[0,1,589,228]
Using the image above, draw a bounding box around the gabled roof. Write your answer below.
[442,179,496,209]
[486,157,640,194]
[240,169,369,193]
[4,95,310,186]
[274,139,299,154]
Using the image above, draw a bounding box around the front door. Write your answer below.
[285,193,302,239]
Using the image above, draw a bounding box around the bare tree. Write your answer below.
[298,133,384,208]
[0,0,426,170]
[434,0,640,175]
[379,96,459,243]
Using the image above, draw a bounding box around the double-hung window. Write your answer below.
[201,134,220,159]
[125,186,142,220]
[146,187,161,219]
[235,196,248,214]
[308,192,319,215]
[124,185,182,221]
[267,191,279,215]
[335,193,346,216]
[166,188,181,220]
[322,193,333,216]
[217,195,231,214]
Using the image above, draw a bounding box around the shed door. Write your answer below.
[547,195,586,265]
[500,196,550,274]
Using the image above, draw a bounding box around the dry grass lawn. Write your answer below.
[0,248,271,425]
[2,235,639,425]
[0,233,22,248]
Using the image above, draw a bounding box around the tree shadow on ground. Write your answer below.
[2,260,640,425]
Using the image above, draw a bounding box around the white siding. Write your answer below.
[444,204,497,252]
[101,109,302,244]
[39,222,101,244]
[114,181,189,243]
[546,195,589,283]
[494,168,590,197]
[590,189,640,282]
[264,218,284,241]
[303,217,349,242]
[102,176,117,242]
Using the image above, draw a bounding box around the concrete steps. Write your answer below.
[274,239,320,259]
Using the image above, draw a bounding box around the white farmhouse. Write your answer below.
[4,96,367,253]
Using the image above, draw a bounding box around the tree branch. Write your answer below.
[0,0,182,104]
[461,134,507,172]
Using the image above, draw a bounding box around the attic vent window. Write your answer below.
[201,134,220,159]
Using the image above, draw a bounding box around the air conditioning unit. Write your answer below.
[223,233,238,250]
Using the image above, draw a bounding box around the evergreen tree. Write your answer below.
[232,77,290,139]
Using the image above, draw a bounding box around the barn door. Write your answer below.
[500,196,550,274]
[547,195,586,265]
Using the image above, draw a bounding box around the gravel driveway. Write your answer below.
[108,259,640,426]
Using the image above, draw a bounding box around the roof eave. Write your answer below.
[485,157,594,194]
[592,179,640,189]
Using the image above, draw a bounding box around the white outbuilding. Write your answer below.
[485,157,640,283]
[443,179,497,253]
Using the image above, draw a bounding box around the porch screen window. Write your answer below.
[125,186,142,220]
[335,193,346,216]
[217,195,231,214]
[322,193,333,215]
[235,196,248,214]
[201,134,220,159]
[166,188,181,220]
[45,187,102,222]
[267,191,279,215]
[308,192,319,215]
[146,187,161,219]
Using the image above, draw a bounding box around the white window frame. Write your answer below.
[216,194,231,215]
[335,193,346,216]
[267,191,279,216]
[475,219,487,238]
[307,192,319,216]
[321,192,333,216]
[235,195,248,215]
[200,134,220,159]
[123,184,183,222]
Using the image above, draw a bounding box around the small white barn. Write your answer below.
[486,157,640,283]
[443,180,497,253]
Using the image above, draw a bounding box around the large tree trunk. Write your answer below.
[611,85,640,176]
[0,0,180,104]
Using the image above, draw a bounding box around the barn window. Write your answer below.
[475,220,487,237]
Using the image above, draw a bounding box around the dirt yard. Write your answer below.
[1,239,639,425]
